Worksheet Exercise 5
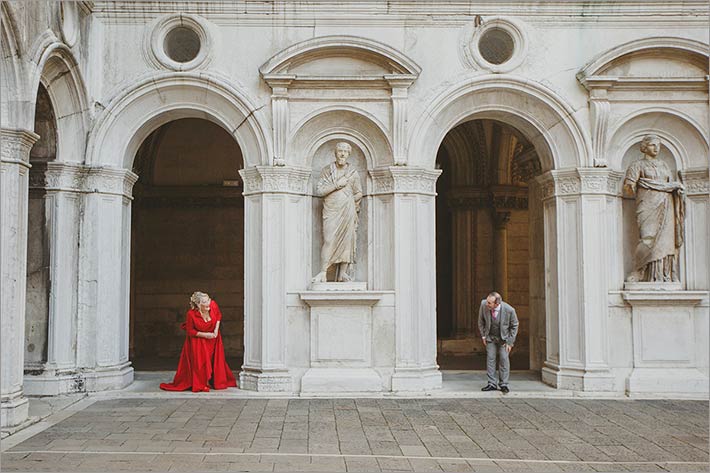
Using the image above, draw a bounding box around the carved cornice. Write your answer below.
[1,129,40,167]
[369,167,441,196]
[240,165,312,196]
[536,168,624,199]
[680,168,710,196]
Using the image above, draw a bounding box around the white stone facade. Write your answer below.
[1,1,708,428]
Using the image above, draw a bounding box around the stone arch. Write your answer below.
[410,74,590,172]
[289,107,393,168]
[86,71,271,170]
[260,35,421,76]
[1,2,25,127]
[608,109,709,171]
[28,33,89,162]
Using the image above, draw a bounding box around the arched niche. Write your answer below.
[608,111,708,171]
[289,108,393,168]
[86,72,270,171]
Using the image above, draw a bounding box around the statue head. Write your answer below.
[334,142,352,167]
[640,134,661,159]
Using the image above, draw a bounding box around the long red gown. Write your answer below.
[160,300,237,392]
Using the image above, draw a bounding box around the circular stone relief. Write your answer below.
[145,14,213,71]
[164,26,201,63]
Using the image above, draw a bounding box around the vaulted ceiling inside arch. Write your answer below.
[437,119,541,188]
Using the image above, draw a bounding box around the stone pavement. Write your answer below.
[1,397,707,472]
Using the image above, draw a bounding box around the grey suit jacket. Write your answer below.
[477,300,519,346]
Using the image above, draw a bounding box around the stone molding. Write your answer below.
[537,168,624,199]
[240,165,312,196]
[680,168,709,196]
[28,162,138,198]
[369,167,441,196]
[1,129,40,167]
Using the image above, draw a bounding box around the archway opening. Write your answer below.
[435,119,543,371]
[129,118,245,371]
[25,83,57,374]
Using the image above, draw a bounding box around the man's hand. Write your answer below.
[506,344,512,353]
[337,177,348,189]
[481,338,487,347]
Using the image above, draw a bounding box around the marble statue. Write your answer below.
[623,134,685,283]
[312,142,363,283]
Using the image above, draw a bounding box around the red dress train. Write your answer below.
[160,300,237,392]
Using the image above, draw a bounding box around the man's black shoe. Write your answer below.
[481,384,497,392]
[500,386,510,394]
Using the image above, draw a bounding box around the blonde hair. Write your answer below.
[189,291,210,310]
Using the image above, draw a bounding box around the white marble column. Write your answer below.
[538,168,622,391]
[371,167,443,391]
[24,163,83,395]
[77,167,137,392]
[1,128,39,428]
[239,165,311,391]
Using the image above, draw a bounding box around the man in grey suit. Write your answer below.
[478,291,519,393]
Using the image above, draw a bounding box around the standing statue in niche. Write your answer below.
[623,134,685,283]
[312,142,363,283]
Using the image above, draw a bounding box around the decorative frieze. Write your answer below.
[680,168,709,196]
[369,167,441,196]
[240,165,312,196]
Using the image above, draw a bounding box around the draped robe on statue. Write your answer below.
[160,300,237,392]
[316,163,362,266]
[624,158,685,282]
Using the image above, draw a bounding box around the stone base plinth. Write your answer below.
[24,371,85,396]
[391,368,442,392]
[310,281,367,291]
[300,290,384,393]
[626,368,708,395]
[239,370,293,392]
[83,363,134,392]
[0,394,29,429]
[622,290,708,396]
[301,368,382,393]
[541,363,615,391]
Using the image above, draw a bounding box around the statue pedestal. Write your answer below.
[622,289,708,396]
[299,288,385,393]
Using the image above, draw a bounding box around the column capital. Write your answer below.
[29,162,86,192]
[239,165,312,196]
[680,168,709,196]
[536,168,624,199]
[369,166,441,196]
[1,128,40,166]
[85,167,138,198]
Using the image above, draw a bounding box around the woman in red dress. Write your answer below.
[160,291,237,392]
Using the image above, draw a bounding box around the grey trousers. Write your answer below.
[485,339,510,387]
